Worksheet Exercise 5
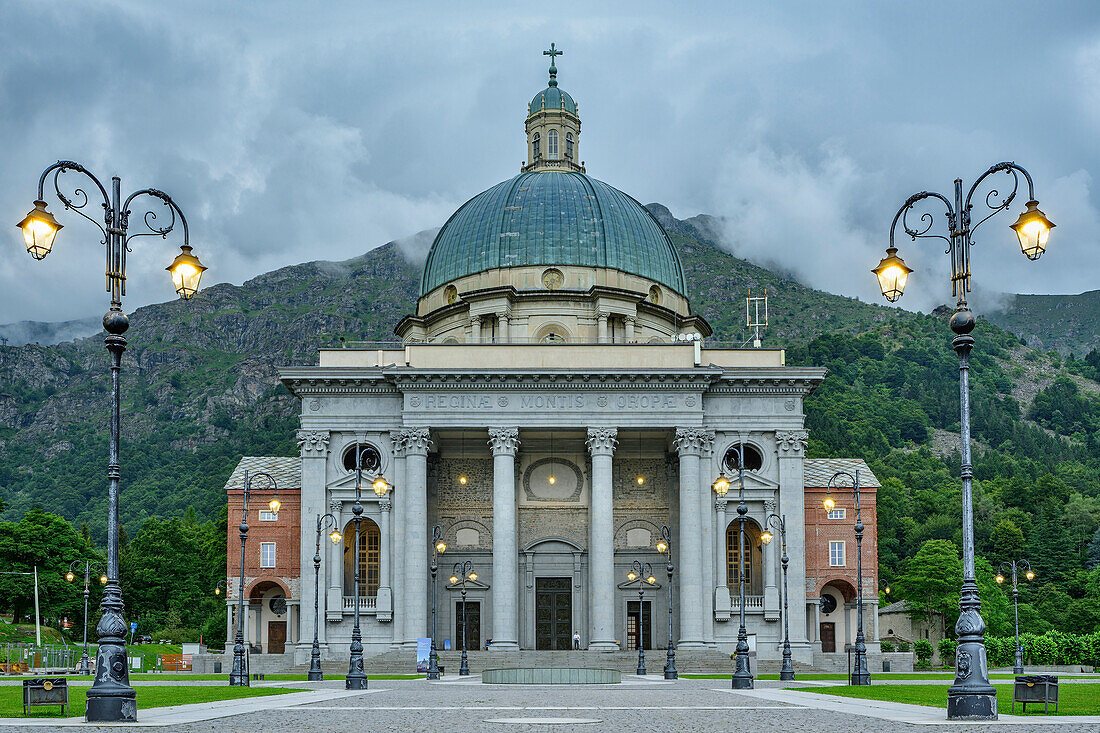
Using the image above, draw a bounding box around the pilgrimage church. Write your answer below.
[224,47,882,669]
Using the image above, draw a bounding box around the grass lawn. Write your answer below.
[802,683,1100,716]
[682,673,1100,681]
[3,684,304,718]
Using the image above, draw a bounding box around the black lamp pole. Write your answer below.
[997,559,1033,675]
[427,525,445,680]
[657,525,677,679]
[881,162,1053,720]
[231,471,279,687]
[826,470,869,686]
[66,560,106,676]
[308,513,341,681]
[763,514,794,681]
[628,560,655,676]
[346,444,369,690]
[452,560,475,676]
[20,162,205,723]
[731,445,753,690]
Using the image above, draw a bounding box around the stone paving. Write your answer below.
[2,676,1099,732]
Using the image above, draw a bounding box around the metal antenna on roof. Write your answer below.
[743,289,768,348]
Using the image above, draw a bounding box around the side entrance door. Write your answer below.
[820,622,836,653]
[268,621,287,655]
[535,577,573,650]
[626,601,652,650]
[455,601,481,650]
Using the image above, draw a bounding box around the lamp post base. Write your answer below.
[1013,666,1024,675]
[85,691,137,723]
[636,648,646,676]
[947,689,997,720]
[459,650,470,676]
[663,645,677,680]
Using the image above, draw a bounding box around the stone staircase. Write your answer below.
[290,647,814,675]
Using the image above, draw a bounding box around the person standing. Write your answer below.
[573,630,581,650]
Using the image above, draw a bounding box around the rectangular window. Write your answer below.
[829,541,845,567]
[259,510,278,522]
[260,542,276,568]
[827,508,846,520]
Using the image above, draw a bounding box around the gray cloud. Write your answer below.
[1,1,1097,324]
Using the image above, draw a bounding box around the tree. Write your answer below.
[1087,528,1100,570]
[899,539,962,631]
[990,518,1024,560]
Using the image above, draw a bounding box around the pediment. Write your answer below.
[326,470,383,490]
[718,471,780,492]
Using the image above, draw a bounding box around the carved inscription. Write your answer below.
[413,393,683,411]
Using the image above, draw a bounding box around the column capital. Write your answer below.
[497,308,511,320]
[390,430,407,458]
[624,315,636,325]
[297,429,330,457]
[775,429,809,456]
[400,427,433,456]
[379,497,392,513]
[329,498,343,515]
[764,498,777,515]
[715,496,728,512]
[673,427,714,456]
[585,427,618,456]
[487,427,520,456]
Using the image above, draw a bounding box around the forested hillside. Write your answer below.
[1,207,1098,642]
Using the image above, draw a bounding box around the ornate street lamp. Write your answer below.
[655,525,676,679]
[760,514,794,681]
[346,444,387,690]
[427,525,446,680]
[19,161,206,722]
[823,471,869,686]
[66,560,107,675]
[231,471,280,687]
[308,513,343,681]
[714,445,753,689]
[996,560,1034,675]
[880,162,1053,720]
[450,561,477,676]
[626,560,657,676]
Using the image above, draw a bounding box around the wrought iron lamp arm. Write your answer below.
[245,472,278,495]
[122,188,191,248]
[36,161,112,242]
[314,512,339,552]
[889,190,956,249]
[964,162,1036,237]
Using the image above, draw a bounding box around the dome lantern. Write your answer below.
[524,43,583,174]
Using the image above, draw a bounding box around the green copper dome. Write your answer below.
[420,171,687,297]
[529,86,577,116]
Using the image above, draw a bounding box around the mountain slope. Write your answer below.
[984,290,1100,357]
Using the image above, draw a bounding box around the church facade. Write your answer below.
[224,50,881,666]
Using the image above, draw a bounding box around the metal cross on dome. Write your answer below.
[544,43,563,84]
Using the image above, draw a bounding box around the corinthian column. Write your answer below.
[674,427,708,648]
[488,427,520,650]
[586,427,618,650]
[403,427,432,646]
[389,432,407,647]
[296,430,329,656]
[776,429,810,659]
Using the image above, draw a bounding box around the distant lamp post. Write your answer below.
[881,162,1052,721]
[308,513,342,681]
[996,560,1034,675]
[231,471,280,687]
[880,580,891,597]
[450,561,476,676]
[214,579,228,597]
[66,560,106,675]
[626,560,656,676]
[347,444,386,690]
[427,525,446,680]
[715,444,753,689]
[20,161,206,723]
[760,513,794,681]
[824,470,869,686]
[655,525,676,679]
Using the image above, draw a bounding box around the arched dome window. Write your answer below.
[532,132,541,160]
[565,133,574,159]
[547,130,559,158]
[535,324,571,343]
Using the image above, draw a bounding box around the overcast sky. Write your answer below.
[1,0,1098,324]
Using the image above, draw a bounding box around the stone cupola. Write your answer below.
[523,43,584,174]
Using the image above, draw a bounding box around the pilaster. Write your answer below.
[389,432,407,646]
[776,429,811,659]
[297,430,329,651]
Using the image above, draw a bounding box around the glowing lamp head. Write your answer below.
[548,474,556,485]
[1025,570,1035,581]
[459,475,467,485]
[884,585,890,595]
[713,478,730,496]
[995,574,1005,584]
[17,200,62,260]
[100,574,108,585]
[166,245,207,300]
[761,530,774,545]
[646,575,656,585]
[636,475,645,485]
[436,541,447,554]
[467,572,477,582]
[65,571,75,582]
[656,541,668,554]
[268,497,281,513]
[1010,200,1054,261]
[627,571,637,581]
[215,586,221,595]
[872,247,912,303]
[823,496,836,511]
[330,530,343,544]
[449,575,458,585]
[373,478,390,497]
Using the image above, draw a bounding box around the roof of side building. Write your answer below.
[803,458,881,488]
[224,456,301,492]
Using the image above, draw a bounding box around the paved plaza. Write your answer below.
[3,677,1100,732]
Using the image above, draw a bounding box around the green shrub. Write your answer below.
[880,640,895,653]
[896,640,911,652]
[915,639,934,664]
[938,637,957,664]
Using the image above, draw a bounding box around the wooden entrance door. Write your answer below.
[820,622,836,653]
[268,621,287,654]
[535,577,573,650]
[455,600,480,650]
[626,601,652,650]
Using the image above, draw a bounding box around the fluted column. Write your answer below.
[624,316,636,342]
[698,433,716,645]
[389,432,407,647]
[326,498,343,625]
[674,428,708,648]
[297,430,330,653]
[586,427,618,650]
[403,427,432,646]
[777,430,811,658]
[488,427,520,649]
[596,312,609,343]
[470,316,482,343]
[763,498,780,620]
[498,310,510,343]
